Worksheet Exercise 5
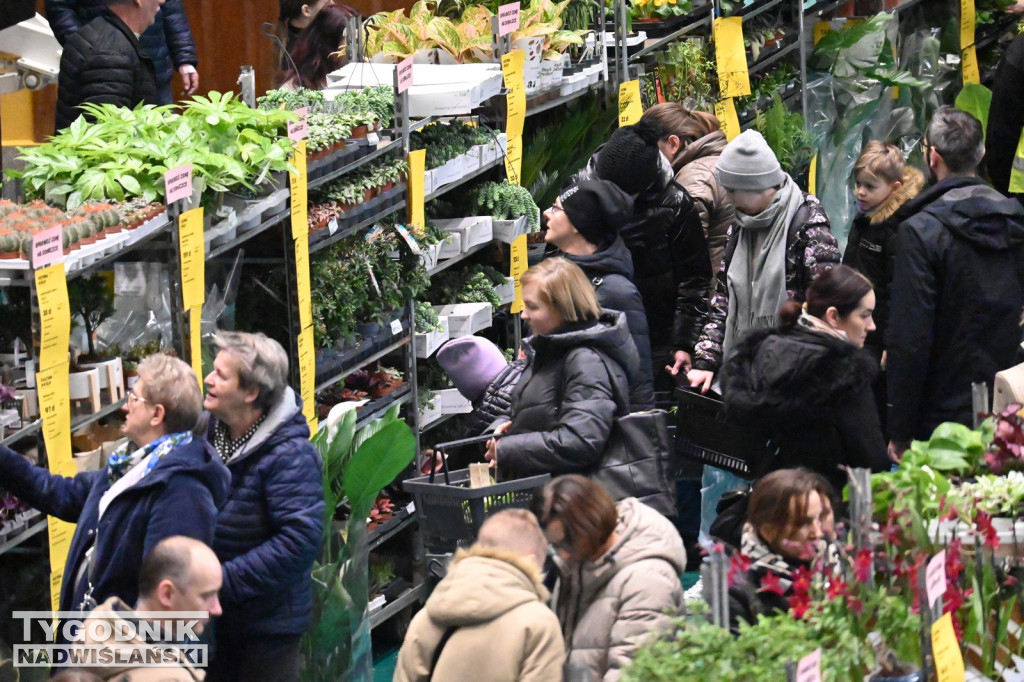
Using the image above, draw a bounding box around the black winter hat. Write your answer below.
[595,121,662,195]
[558,179,634,248]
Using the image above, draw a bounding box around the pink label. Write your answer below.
[397,57,414,93]
[288,107,309,141]
[498,2,521,35]
[164,164,193,204]
[795,648,821,682]
[32,224,64,268]
[926,550,947,609]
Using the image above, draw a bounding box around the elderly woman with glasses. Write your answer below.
[0,353,229,617]
[201,331,324,682]
[531,475,686,682]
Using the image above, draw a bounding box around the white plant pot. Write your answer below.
[433,302,493,337]
[437,232,462,259]
[494,276,515,306]
[433,217,493,252]
[415,317,450,359]
[436,388,473,414]
[492,215,531,243]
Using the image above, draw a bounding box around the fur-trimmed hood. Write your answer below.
[869,166,925,224]
[722,325,877,422]
[426,545,549,626]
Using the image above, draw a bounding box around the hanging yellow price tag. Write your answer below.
[1009,131,1024,193]
[813,21,832,45]
[808,153,819,195]
[505,135,523,186]
[408,149,426,231]
[618,80,643,126]
[35,265,70,374]
[510,233,528,314]
[961,45,980,85]
[297,325,317,433]
[289,140,309,238]
[931,612,965,682]
[960,0,976,48]
[714,98,741,142]
[188,305,203,387]
[47,518,74,578]
[501,50,526,139]
[713,17,751,98]
[178,207,205,312]
[36,365,72,474]
[50,570,63,613]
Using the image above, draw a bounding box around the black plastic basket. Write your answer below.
[404,468,551,555]
[674,387,753,477]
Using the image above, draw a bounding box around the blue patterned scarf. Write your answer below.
[107,432,192,484]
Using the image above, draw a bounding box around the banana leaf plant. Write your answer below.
[301,401,416,682]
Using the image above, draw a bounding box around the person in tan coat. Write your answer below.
[71,536,222,681]
[532,476,686,682]
[394,509,564,682]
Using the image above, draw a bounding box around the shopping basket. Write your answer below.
[674,387,756,477]
[402,433,551,556]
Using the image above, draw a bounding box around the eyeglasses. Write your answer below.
[922,140,934,156]
[126,390,151,406]
[548,204,565,214]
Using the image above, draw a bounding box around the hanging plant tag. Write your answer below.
[164,163,193,204]
[288,107,309,141]
[618,80,642,127]
[390,319,403,335]
[794,648,821,682]
[367,263,381,297]
[392,224,422,255]
[328,218,339,235]
[925,550,946,610]
[931,612,965,681]
[32,224,64,269]
[498,2,521,35]
[397,56,414,94]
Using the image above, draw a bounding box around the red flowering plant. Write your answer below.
[985,404,1024,475]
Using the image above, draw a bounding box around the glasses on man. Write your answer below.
[126,390,151,406]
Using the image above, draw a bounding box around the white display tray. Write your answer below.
[325,63,503,117]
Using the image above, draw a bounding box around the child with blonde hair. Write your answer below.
[843,141,925,425]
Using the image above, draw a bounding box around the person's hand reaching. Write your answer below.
[484,421,513,468]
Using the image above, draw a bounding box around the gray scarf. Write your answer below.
[724,176,804,356]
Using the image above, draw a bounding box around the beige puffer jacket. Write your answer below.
[395,546,565,682]
[554,498,686,682]
[672,130,735,280]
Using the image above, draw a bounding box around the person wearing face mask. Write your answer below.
[576,122,712,382]
[720,266,889,493]
[483,258,642,487]
[680,129,840,544]
[727,469,838,631]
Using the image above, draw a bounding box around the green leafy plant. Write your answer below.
[655,39,715,108]
[67,274,115,358]
[467,181,541,232]
[414,301,444,333]
[753,94,814,181]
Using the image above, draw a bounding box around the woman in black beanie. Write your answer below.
[576,122,713,384]
[543,179,654,410]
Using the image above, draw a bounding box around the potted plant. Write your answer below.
[68,274,116,361]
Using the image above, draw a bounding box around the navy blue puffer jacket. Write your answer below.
[207,388,325,637]
[0,437,229,615]
[46,0,197,102]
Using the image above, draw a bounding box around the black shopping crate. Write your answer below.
[404,468,551,555]
[674,387,754,477]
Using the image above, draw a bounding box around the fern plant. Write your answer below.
[753,95,814,183]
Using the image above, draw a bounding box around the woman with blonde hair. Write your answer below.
[484,258,641,483]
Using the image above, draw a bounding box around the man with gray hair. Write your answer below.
[201,331,323,681]
[888,106,1024,460]
[395,509,565,681]
[54,0,164,131]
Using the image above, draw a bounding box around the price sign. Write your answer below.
[408,149,426,231]
[713,17,751,98]
[288,107,309,141]
[501,50,526,139]
[505,135,523,186]
[714,98,741,142]
[164,164,193,204]
[291,141,312,331]
[397,57,414,93]
[510,233,528,314]
[32,225,63,269]
[35,265,70,374]
[813,21,832,45]
[498,2,521,35]
[932,612,965,681]
[960,0,976,48]
[178,206,205,312]
[47,518,74,578]
[962,45,980,85]
[297,325,317,433]
[926,550,947,609]
[618,80,643,127]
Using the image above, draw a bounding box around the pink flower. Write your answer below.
[757,571,787,596]
[790,566,812,596]
[854,548,874,582]
[975,511,1000,549]
[789,591,811,619]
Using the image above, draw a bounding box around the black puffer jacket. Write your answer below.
[578,153,713,351]
[986,33,1024,200]
[888,176,1024,443]
[556,237,655,410]
[721,324,889,492]
[46,0,197,101]
[497,312,639,479]
[55,13,159,131]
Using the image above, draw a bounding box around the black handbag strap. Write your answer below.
[428,627,459,680]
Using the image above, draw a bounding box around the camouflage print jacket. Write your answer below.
[690,192,840,373]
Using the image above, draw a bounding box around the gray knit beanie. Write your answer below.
[716,130,785,191]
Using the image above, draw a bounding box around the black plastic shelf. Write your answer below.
[975,14,1021,51]
[526,85,597,117]
[733,0,785,21]
[207,204,291,260]
[309,191,408,255]
[0,396,127,448]
[369,583,425,630]
[354,385,414,431]
[630,14,712,62]
[368,509,417,551]
[0,512,47,557]
[315,332,411,393]
[749,40,800,74]
[308,137,404,192]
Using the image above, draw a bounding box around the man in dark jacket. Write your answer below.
[0,354,228,617]
[577,121,713,380]
[543,179,655,410]
[201,331,324,682]
[985,32,1024,206]
[888,107,1024,459]
[47,0,198,104]
[54,0,162,131]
